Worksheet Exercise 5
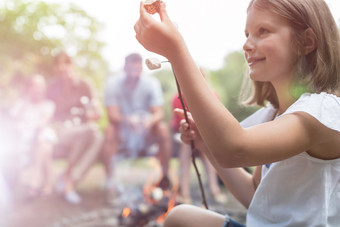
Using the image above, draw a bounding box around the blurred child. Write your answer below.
[11,74,56,198]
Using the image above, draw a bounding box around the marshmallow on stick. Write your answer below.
[145,58,162,70]
[144,0,161,14]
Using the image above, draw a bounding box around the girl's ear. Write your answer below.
[304,28,317,55]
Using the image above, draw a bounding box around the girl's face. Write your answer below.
[243,7,297,85]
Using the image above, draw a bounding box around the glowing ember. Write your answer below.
[119,157,180,226]
[122,207,131,218]
[156,193,176,223]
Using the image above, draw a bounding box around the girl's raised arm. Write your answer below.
[134,2,328,168]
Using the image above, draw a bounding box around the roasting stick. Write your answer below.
[146,58,209,209]
[174,73,209,209]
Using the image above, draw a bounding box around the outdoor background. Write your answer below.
[0,0,340,226]
[1,0,340,123]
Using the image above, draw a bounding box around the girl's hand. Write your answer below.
[134,1,185,61]
[174,108,206,149]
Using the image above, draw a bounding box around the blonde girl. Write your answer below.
[134,0,340,226]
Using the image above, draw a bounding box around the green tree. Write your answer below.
[0,0,108,108]
[210,51,258,121]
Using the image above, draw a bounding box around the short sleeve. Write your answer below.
[280,92,340,133]
[240,104,277,128]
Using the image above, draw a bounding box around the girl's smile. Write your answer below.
[247,56,266,67]
[243,7,297,85]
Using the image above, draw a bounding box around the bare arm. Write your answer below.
[135,2,334,168]
[204,147,262,208]
[171,49,329,167]
[148,106,164,128]
[177,109,261,208]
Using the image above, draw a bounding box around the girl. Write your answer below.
[134,0,340,226]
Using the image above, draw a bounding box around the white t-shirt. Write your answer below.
[245,92,340,226]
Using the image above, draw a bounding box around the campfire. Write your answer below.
[118,196,173,227]
[51,158,246,227]
[118,158,179,227]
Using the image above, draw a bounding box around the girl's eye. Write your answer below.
[259,28,269,35]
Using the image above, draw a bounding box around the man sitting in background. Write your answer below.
[47,51,103,204]
[102,53,172,192]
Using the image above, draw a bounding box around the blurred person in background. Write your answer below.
[102,53,172,194]
[170,69,227,204]
[47,51,103,204]
[9,74,57,199]
[0,72,28,218]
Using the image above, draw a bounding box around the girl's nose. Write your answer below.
[243,37,255,53]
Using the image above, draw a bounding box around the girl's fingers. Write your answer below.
[139,1,169,25]
[139,1,150,21]
[174,108,191,117]
[158,2,170,23]
[174,109,194,123]
[139,1,146,15]
[136,2,151,32]
[179,120,196,137]
[135,1,183,60]
[179,119,189,130]
[180,131,196,143]
[174,108,184,119]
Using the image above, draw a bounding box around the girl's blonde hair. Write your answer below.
[243,0,340,108]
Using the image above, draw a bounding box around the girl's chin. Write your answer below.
[249,71,268,82]
[249,72,260,81]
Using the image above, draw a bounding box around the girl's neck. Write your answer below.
[272,81,297,115]
[277,94,296,115]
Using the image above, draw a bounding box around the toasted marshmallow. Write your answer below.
[145,58,162,70]
[144,0,161,14]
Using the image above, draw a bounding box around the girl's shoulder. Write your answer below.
[279,92,340,132]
